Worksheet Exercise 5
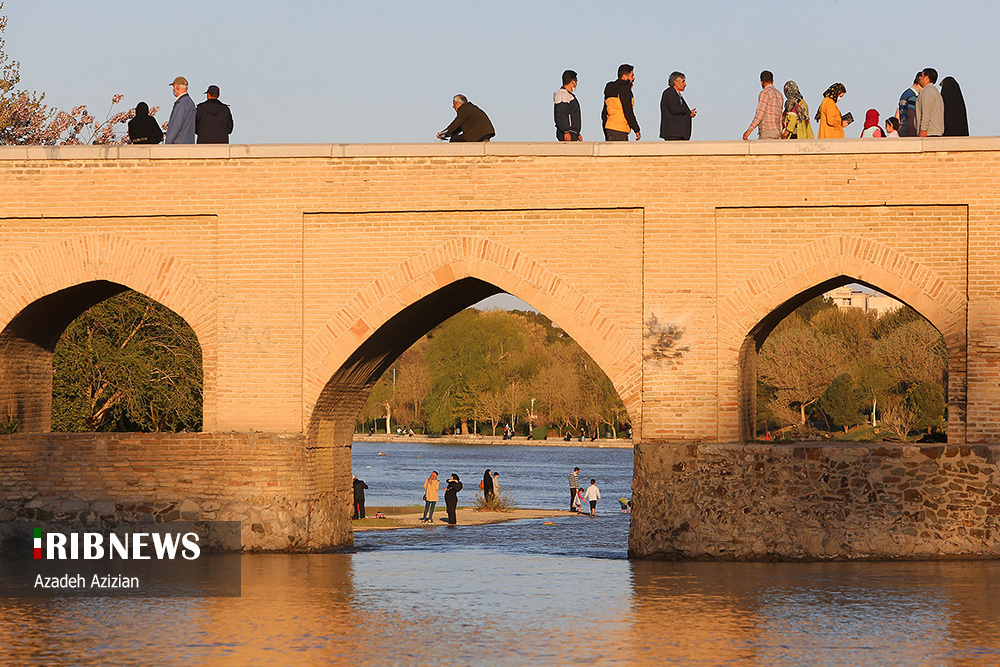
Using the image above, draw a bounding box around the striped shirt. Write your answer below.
[569,471,579,489]
[746,84,784,136]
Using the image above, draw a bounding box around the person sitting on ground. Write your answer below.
[437,95,495,142]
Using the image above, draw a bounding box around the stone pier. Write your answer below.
[631,442,1000,560]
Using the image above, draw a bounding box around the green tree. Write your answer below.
[907,380,945,433]
[52,291,202,432]
[818,373,862,432]
[853,362,894,427]
[758,316,848,426]
[877,318,946,387]
[424,310,545,434]
[795,295,838,323]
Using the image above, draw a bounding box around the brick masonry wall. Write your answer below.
[1,140,999,557]
[0,432,351,552]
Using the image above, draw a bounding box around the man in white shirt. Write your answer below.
[583,479,601,517]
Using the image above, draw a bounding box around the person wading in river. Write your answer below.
[584,479,602,517]
[568,467,580,512]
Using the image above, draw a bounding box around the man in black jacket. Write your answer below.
[659,71,697,141]
[352,475,369,519]
[437,95,495,142]
[554,69,582,141]
[196,85,234,144]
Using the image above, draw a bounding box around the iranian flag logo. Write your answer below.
[34,527,42,559]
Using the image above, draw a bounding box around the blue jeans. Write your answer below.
[422,500,437,521]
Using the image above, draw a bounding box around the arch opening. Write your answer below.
[739,275,951,442]
[311,277,632,443]
[308,277,634,543]
[0,280,204,433]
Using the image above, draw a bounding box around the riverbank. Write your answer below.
[353,434,632,448]
[352,507,577,531]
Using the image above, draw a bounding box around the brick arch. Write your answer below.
[0,233,218,431]
[716,235,967,442]
[303,236,642,432]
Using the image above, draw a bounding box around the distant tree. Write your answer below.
[907,380,946,433]
[880,394,919,442]
[853,362,894,427]
[795,295,838,323]
[877,319,947,387]
[812,306,876,359]
[818,373,862,432]
[758,318,847,426]
[391,341,430,431]
[360,370,394,434]
[52,291,202,432]
[476,388,507,436]
[425,310,545,434]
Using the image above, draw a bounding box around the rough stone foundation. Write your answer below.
[0,433,351,552]
[630,442,1000,561]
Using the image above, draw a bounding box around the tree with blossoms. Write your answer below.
[0,4,155,145]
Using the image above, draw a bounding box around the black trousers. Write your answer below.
[604,129,629,141]
[570,488,578,510]
[353,500,365,519]
[445,496,458,524]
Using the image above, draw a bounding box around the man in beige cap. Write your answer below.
[165,76,196,144]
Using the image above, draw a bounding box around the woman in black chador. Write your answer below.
[940,76,969,137]
[128,102,163,144]
[482,469,495,501]
[444,474,463,525]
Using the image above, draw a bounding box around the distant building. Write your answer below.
[825,285,902,316]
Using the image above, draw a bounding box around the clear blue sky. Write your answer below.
[5,1,995,144]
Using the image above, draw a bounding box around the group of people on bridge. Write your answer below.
[127,76,234,145]
[438,65,969,143]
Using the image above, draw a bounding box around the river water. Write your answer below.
[3,442,1000,665]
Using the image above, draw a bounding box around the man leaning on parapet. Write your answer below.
[165,76,196,144]
[437,95,495,142]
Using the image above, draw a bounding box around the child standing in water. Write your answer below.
[583,479,601,517]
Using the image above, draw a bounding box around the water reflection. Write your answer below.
[629,560,1000,666]
[3,547,1000,665]
[4,439,1000,665]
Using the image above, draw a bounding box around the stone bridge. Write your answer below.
[2,139,1000,560]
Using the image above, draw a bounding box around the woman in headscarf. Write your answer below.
[128,102,163,144]
[481,469,494,501]
[940,76,969,136]
[861,109,884,138]
[444,474,463,525]
[781,81,813,139]
[816,83,849,138]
